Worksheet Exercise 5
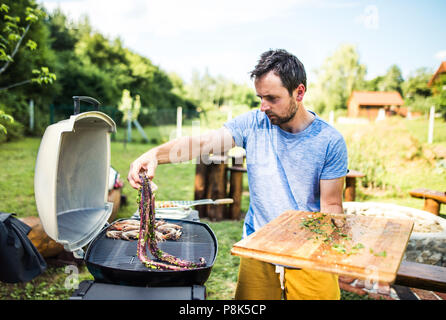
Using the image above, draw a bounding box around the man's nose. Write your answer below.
[259,99,270,112]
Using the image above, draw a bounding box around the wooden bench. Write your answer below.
[344,170,365,202]
[395,260,446,294]
[409,188,446,216]
[341,261,446,299]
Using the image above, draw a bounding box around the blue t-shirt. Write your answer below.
[224,109,348,238]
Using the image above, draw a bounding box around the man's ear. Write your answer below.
[294,83,306,102]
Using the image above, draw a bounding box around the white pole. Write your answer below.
[192,120,201,164]
[176,106,182,138]
[376,108,385,121]
[29,99,34,131]
[127,110,132,142]
[428,106,435,144]
[328,110,334,125]
[227,109,232,122]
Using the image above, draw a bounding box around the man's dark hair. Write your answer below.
[250,49,307,95]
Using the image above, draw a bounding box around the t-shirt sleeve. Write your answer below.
[320,135,348,180]
[223,110,256,148]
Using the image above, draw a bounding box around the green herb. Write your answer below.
[376,250,387,257]
[346,243,365,255]
[370,248,387,257]
[300,213,353,249]
[331,243,347,254]
[352,243,365,250]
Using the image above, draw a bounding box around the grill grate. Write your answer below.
[86,220,216,272]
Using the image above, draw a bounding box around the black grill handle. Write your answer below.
[73,96,101,115]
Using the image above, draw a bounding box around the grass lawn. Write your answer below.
[0,116,445,300]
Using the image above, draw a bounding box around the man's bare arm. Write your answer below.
[320,177,345,214]
[127,127,235,189]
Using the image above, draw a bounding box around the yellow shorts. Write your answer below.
[235,257,340,300]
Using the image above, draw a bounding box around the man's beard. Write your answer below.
[266,99,298,125]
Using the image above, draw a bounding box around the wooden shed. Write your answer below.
[347,91,405,120]
[428,61,446,88]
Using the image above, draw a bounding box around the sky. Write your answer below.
[40,0,446,86]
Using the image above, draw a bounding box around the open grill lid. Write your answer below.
[34,96,116,256]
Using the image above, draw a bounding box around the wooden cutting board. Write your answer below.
[231,210,414,284]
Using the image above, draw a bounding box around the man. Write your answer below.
[128,49,348,300]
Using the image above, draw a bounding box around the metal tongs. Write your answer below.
[156,198,234,211]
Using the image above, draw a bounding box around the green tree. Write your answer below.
[362,75,383,91]
[431,74,446,120]
[0,108,12,133]
[231,83,257,108]
[47,8,79,52]
[307,44,366,114]
[401,67,433,114]
[377,64,404,94]
[185,69,256,111]
[168,72,188,99]
[402,67,432,99]
[182,69,257,127]
[68,20,188,124]
[186,69,217,112]
[46,11,119,109]
[47,12,187,125]
[0,1,56,91]
[363,65,404,94]
[0,0,57,138]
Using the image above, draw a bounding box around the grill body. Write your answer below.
[84,218,218,286]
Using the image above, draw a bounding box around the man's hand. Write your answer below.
[128,150,158,189]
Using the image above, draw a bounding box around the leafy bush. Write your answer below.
[405,94,436,114]
[340,118,425,194]
[0,115,24,142]
[431,74,446,120]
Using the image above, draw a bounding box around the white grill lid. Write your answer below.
[34,111,116,254]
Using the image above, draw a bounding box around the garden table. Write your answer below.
[194,154,229,220]
[227,154,247,220]
[344,170,365,201]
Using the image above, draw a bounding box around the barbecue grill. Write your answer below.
[85,217,217,286]
[34,96,218,299]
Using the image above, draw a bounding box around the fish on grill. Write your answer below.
[105,219,183,241]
